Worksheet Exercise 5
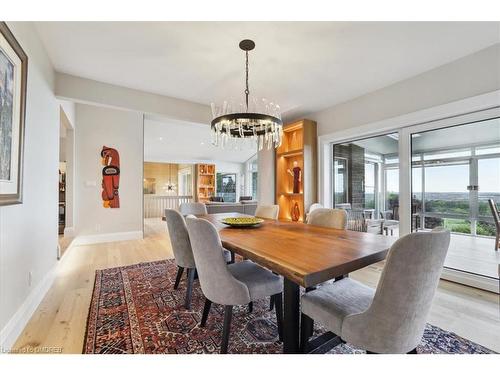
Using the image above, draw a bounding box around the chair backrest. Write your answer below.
[179,202,207,216]
[488,199,500,229]
[307,208,347,229]
[343,229,450,353]
[335,203,352,210]
[308,203,324,214]
[185,217,250,305]
[380,210,393,220]
[164,209,196,269]
[255,205,279,220]
[346,209,367,232]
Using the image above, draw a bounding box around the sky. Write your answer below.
[411,158,500,193]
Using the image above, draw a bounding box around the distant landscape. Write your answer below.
[362,192,500,236]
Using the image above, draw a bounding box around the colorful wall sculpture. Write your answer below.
[101,146,120,208]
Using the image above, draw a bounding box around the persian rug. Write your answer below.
[83,259,495,354]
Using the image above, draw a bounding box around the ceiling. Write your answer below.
[144,118,256,164]
[36,22,500,120]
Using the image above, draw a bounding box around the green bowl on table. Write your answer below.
[220,217,264,228]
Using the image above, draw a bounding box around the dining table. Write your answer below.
[196,212,397,354]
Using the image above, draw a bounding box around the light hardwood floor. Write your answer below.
[12,218,500,353]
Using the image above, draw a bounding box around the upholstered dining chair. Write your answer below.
[305,203,324,222]
[300,229,450,354]
[185,216,284,354]
[179,202,207,216]
[165,209,231,309]
[254,205,280,220]
[307,208,347,229]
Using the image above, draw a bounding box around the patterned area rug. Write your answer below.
[84,259,495,354]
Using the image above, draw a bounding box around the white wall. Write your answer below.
[309,44,500,136]
[257,148,275,205]
[0,22,59,348]
[59,99,75,129]
[74,104,144,240]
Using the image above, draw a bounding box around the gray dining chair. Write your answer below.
[307,208,347,229]
[255,205,280,220]
[300,229,450,354]
[165,209,231,309]
[179,202,207,216]
[185,216,284,354]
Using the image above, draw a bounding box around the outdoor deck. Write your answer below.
[446,234,499,279]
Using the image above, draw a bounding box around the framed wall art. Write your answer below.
[0,22,28,206]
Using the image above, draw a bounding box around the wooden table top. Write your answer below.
[198,213,396,287]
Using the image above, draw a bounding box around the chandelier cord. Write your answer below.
[245,50,249,112]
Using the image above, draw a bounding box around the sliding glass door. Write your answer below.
[325,107,500,289]
[332,132,399,234]
[410,117,500,279]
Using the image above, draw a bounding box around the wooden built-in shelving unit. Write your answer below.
[195,164,215,203]
[275,120,317,222]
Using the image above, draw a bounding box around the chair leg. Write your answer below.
[173,266,184,290]
[230,251,236,263]
[300,313,314,353]
[184,268,195,309]
[273,293,283,341]
[200,298,212,327]
[269,295,275,311]
[248,301,253,313]
[407,348,418,354]
[220,305,233,354]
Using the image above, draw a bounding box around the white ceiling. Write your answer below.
[144,118,256,164]
[36,22,500,119]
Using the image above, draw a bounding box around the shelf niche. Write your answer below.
[195,163,215,203]
[275,119,317,222]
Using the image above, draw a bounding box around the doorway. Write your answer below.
[58,105,75,259]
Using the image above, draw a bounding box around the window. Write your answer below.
[385,168,399,211]
[178,169,192,196]
[216,173,237,202]
[364,162,376,209]
[245,155,258,200]
[333,157,348,204]
[476,144,500,156]
[251,171,258,199]
[423,149,471,161]
[411,117,500,237]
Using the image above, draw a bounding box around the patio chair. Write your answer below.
[346,209,367,232]
[487,199,499,251]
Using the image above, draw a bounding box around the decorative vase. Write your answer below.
[291,201,300,222]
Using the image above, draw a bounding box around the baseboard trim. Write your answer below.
[0,264,57,352]
[72,230,144,246]
[441,268,499,294]
[63,227,75,237]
